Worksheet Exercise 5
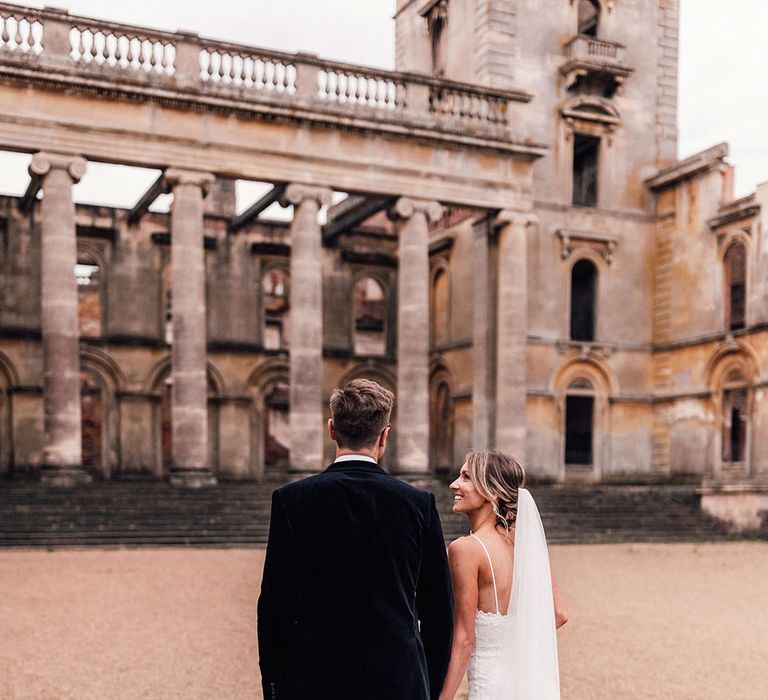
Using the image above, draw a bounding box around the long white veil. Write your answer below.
[500,488,560,698]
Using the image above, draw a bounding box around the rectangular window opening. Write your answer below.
[572,134,599,208]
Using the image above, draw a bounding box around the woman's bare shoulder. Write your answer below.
[448,535,480,561]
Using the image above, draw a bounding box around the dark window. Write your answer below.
[722,387,747,463]
[724,242,746,331]
[565,395,594,465]
[578,0,600,36]
[570,259,597,342]
[573,134,599,207]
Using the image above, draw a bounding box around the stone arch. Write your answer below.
[79,347,123,480]
[429,358,456,474]
[260,263,291,351]
[351,271,388,356]
[246,359,290,480]
[705,341,759,479]
[146,356,223,476]
[76,242,106,338]
[560,95,621,126]
[552,357,614,481]
[0,351,17,477]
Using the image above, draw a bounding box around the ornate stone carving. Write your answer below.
[389,197,444,224]
[164,168,215,196]
[280,183,333,208]
[29,152,87,183]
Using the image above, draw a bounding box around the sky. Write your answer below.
[1,0,765,211]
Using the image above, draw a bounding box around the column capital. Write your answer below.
[280,183,333,208]
[388,197,444,224]
[492,209,538,230]
[164,168,216,195]
[29,152,87,183]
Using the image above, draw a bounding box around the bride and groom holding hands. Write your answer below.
[258,379,568,699]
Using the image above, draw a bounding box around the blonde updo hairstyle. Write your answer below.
[465,449,526,533]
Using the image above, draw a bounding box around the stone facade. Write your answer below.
[0,2,765,504]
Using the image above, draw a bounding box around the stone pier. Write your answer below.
[390,197,444,476]
[31,152,91,487]
[281,184,332,474]
[166,169,217,488]
[494,211,534,461]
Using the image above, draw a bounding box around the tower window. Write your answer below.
[724,241,746,331]
[573,134,599,207]
[578,0,600,36]
[570,259,597,342]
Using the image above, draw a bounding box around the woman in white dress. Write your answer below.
[438,449,568,700]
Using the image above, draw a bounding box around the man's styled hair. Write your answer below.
[329,379,394,449]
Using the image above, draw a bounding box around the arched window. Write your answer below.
[565,378,594,466]
[570,259,597,342]
[578,0,600,36]
[724,241,746,331]
[353,276,386,356]
[427,1,448,75]
[81,370,103,474]
[76,252,102,337]
[431,268,450,347]
[263,378,290,473]
[722,370,748,464]
[430,379,454,471]
[262,268,291,351]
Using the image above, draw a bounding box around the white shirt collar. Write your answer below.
[333,454,377,464]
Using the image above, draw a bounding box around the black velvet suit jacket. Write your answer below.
[257,460,454,700]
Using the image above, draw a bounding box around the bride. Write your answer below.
[438,449,568,700]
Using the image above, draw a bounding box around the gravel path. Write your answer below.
[1,542,766,699]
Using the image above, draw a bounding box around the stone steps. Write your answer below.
[0,480,739,548]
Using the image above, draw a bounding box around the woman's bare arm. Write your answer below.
[552,574,568,629]
[438,537,479,700]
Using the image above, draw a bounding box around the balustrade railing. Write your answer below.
[69,23,176,75]
[566,34,626,64]
[0,7,43,54]
[0,2,527,135]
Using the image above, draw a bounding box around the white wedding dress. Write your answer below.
[466,489,560,699]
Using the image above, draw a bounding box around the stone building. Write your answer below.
[0,1,765,522]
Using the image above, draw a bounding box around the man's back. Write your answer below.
[257,460,453,700]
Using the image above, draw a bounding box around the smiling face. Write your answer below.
[450,462,491,517]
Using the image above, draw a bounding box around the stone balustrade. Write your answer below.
[566,34,626,65]
[0,2,530,136]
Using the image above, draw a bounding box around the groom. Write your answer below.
[258,379,453,699]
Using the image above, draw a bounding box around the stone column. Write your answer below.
[472,214,494,449]
[31,152,90,487]
[280,184,332,473]
[165,168,216,488]
[494,211,535,461]
[390,197,444,476]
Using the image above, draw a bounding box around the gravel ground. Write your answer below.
[0,542,766,700]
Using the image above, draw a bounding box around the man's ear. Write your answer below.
[327,419,336,441]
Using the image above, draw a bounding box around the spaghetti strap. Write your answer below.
[470,532,499,614]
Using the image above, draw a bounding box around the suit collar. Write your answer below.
[325,459,386,475]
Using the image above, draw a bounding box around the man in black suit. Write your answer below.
[258,378,453,700]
